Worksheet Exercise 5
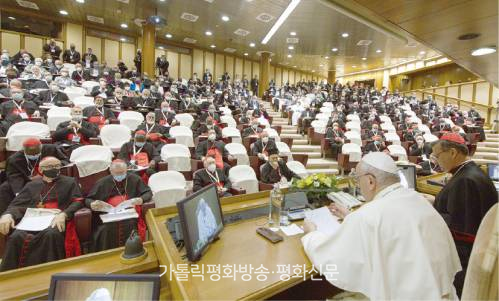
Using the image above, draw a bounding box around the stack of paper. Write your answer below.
[97,199,139,223]
[16,208,61,231]
[304,206,341,236]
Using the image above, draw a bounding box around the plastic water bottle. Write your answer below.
[348,168,357,197]
[268,184,283,231]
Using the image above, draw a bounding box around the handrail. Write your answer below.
[403,89,490,109]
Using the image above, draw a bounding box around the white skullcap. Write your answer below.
[361,152,399,175]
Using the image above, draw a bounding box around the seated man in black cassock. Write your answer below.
[0,138,67,214]
[83,95,115,129]
[135,112,170,151]
[0,86,39,120]
[325,122,345,158]
[242,118,263,139]
[155,101,177,127]
[364,135,388,154]
[409,135,432,157]
[193,156,232,197]
[0,156,83,271]
[86,159,152,251]
[53,106,98,150]
[364,123,384,140]
[200,104,221,124]
[117,130,159,183]
[431,133,498,297]
[250,131,276,160]
[260,148,298,184]
[35,82,72,107]
[194,117,222,140]
[195,130,231,175]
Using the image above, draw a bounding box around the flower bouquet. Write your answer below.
[290,173,340,207]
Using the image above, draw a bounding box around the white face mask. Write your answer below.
[207,164,216,173]
[208,134,216,141]
[262,137,269,143]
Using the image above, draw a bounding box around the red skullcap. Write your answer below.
[135,130,146,136]
[23,137,41,147]
[440,133,465,145]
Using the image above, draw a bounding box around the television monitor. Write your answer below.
[398,164,417,189]
[176,184,224,262]
[48,273,160,301]
[488,164,499,181]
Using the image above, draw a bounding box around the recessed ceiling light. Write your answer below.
[205,31,213,36]
[244,53,249,56]
[341,32,349,38]
[319,64,324,67]
[376,49,382,53]
[293,65,297,68]
[471,46,496,56]
[210,44,216,48]
[120,23,128,28]
[419,51,426,55]
[165,33,172,38]
[59,10,68,15]
[221,15,230,22]
[361,57,367,60]
[332,48,338,52]
[311,70,315,72]
[261,0,300,44]
[159,0,166,2]
[120,37,126,42]
[76,0,85,3]
[158,46,164,49]
[249,42,255,47]
[325,56,329,59]
[287,54,292,58]
[352,65,356,68]
[8,16,15,20]
[288,45,294,50]
[290,31,297,36]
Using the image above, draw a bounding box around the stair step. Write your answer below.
[472,158,499,165]
[293,139,309,145]
[476,146,499,153]
[281,133,305,139]
[291,145,322,153]
[473,152,499,160]
[292,152,322,159]
[485,134,499,139]
[272,120,288,126]
[485,138,499,142]
[306,158,338,169]
[478,142,499,148]
[282,128,297,134]
[280,124,296,130]
[304,168,339,175]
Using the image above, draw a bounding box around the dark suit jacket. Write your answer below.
[90,86,114,98]
[260,161,297,184]
[195,140,228,160]
[251,139,277,156]
[242,126,262,139]
[62,50,81,64]
[193,168,231,192]
[83,106,115,121]
[35,90,69,106]
[118,141,160,164]
[53,120,98,144]
[409,143,432,157]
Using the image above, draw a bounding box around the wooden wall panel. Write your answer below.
[225,56,234,79]
[180,53,192,79]
[66,23,83,54]
[252,62,260,80]
[289,70,295,84]
[192,49,203,77]
[215,53,224,80]
[447,86,459,98]
[475,82,490,106]
[275,67,282,86]
[167,51,178,79]
[24,36,43,58]
[1,32,20,56]
[243,59,251,81]
[104,39,119,67]
[282,69,289,84]
[121,42,135,71]
[234,58,243,80]
[85,36,102,61]
[461,84,473,102]
[204,52,214,78]
[269,65,275,82]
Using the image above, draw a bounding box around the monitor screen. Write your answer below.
[177,184,224,262]
[48,273,160,301]
[398,164,417,189]
[488,164,499,181]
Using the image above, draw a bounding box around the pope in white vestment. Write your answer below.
[302,152,461,300]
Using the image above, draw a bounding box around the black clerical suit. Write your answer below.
[326,128,345,158]
[242,126,263,139]
[0,176,82,271]
[250,138,277,156]
[409,143,432,157]
[260,160,298,184]
[434,161,498,297]
[62,49,81,64]
[193,168,231,194]
[35,90,70,107]
[135,123,170,151]
[53,120,98,148]
[195,140,228,160]
[0,144,68,214]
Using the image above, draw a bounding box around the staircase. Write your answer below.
[261,102,339,176]
[472,131,499,165]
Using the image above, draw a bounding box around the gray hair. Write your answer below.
[110,160,127,170]
[357,161,400,186]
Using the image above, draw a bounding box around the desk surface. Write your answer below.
[147,192,314,300]
[417,173,447,195]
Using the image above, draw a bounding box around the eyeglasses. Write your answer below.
[430,149,448,161]
[41,164,61,169]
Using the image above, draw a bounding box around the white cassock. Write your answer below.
[302,183,461,300]
[195,198,219,252]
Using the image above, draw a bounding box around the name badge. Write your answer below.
[51,49,55,53]
[70,55,73,60]
[72,135,81,143]
[19,112,28,119]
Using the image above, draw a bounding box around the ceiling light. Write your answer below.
[352,65,356,68]
[361,57,367,60]
[324,56,329,59]
[261,0,301,44]
[287,54,292,58]
[221,15,230,22]
[120,38,126,42]
[419,51,426,55]
[331,48,338,52]
[8,16,15,20]
[311,70,315,72]
[155,17,160,23]
[59,10,68,15]
[244,53,249,56]
[288,45,294,50]
[320,64,324,67]
[471,46,496,56]
[159,0,166,2]
[165,33,172,38]
[210,44,216,48]
[376,49,382,53]
[249,42,256,47]
[76,0,85,3]
[205,31,213,36]
[293,65,297,68]
[120,23,128,28]
[158,46,164,49]
[341,32,349,38]
[290,31,297,36]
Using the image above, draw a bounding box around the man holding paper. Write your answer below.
[0,157,83,271]
[302,152,461,300]
[85,159,152,252]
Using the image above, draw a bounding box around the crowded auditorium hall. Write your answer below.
[0,0,497,300]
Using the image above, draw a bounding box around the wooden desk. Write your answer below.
[417,173,447,195]
[147,192,319,300]
[0,241,160,300]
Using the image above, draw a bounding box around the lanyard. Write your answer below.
[145,123,155,135]
[13,100,23,111]
[133,144,144,156]
[206,169,220,184]
[25,155,40,176]
[95,107,104,117]
[39,182,57,205]
[112,178,128,197]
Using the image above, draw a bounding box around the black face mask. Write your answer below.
[43,168,60,179]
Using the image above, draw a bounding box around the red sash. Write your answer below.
[106,194,146,242]
[131,152,149,167]
[88,115,106,129]
[159,119,168,126]
[451,229,475,244]
[43,200,81,258]
[12,108,25,116]
[207,147,223,169]
[66,133,90,145]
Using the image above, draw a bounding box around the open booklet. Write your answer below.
[15,208,61,232]
[96,199,139,223]
[304,206,341,236]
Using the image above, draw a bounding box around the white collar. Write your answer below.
[372,183,402,201]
